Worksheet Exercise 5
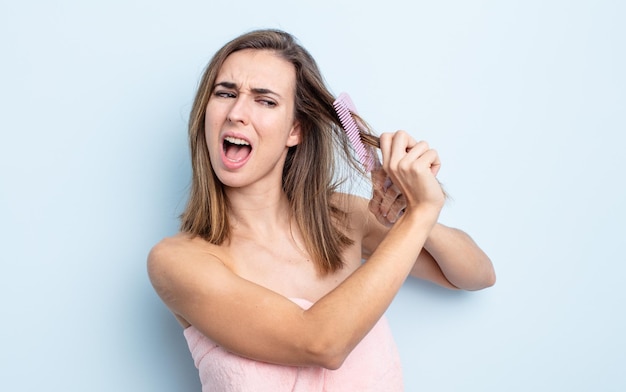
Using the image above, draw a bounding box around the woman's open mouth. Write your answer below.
[223,136,252,163]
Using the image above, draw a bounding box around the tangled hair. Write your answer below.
[180,29,370,274]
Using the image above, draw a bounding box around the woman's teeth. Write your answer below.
[223,136,252,163]
[224,136,249,146]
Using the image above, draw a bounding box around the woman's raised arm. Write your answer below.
[149,130,447,369]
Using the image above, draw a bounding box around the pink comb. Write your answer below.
[333,92,376,171]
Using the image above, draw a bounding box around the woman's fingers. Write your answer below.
[377,131,445,211]
[399,147,439,177]
[368,168,407,227]
[369,168,391,226]
[380,132,417,172]
[380,184,406,223]
[384,186,406,224]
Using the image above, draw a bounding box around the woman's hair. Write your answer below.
[180,29,368,274]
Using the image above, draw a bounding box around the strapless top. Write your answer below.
[183,298,403,391]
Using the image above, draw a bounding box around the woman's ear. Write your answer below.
[286,121,302,147]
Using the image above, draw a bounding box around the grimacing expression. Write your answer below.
[204,49,301,189]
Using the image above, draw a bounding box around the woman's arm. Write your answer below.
[149,202,438,370]
[364,135,495,291]
[362,205,494,290]
[362,213,495,290]
[148,131,445,370]
[418,223,495,290]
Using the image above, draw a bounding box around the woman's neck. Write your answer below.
[225,185,292,239]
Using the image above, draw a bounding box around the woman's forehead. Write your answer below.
[216,49,296,95]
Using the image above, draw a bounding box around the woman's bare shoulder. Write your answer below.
[149,233,224,261]
[147,234,226,296]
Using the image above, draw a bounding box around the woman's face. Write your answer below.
[205,49,301,189]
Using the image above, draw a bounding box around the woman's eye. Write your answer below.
[258,99,277,107]
[215,91,236,98]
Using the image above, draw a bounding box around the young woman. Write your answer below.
[148,29,495,391]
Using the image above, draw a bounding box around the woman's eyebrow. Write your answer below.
[251,87,281,98]
[214,81,237,90]
[214,81,282,98]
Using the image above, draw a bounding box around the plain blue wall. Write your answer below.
[1,1,624,391]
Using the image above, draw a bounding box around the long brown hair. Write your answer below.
[180,29,368,274]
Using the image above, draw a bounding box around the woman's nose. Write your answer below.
[226,96,250,125]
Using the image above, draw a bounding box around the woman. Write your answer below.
[148,29,495,391]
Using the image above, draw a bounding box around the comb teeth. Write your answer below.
[333,92,376,172]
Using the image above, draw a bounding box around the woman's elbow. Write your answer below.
[305,336,351,370]
[466,262,496,291]
[319,355,347,371]
[452,257,496,291]
[481,256,497,287]
[476,269,496,290]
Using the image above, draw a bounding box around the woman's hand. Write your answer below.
[368,131,445,227]
[368,168,405,227]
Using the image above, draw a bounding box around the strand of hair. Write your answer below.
[360,133,380,149]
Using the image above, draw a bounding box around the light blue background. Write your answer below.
[1,1,624,391]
